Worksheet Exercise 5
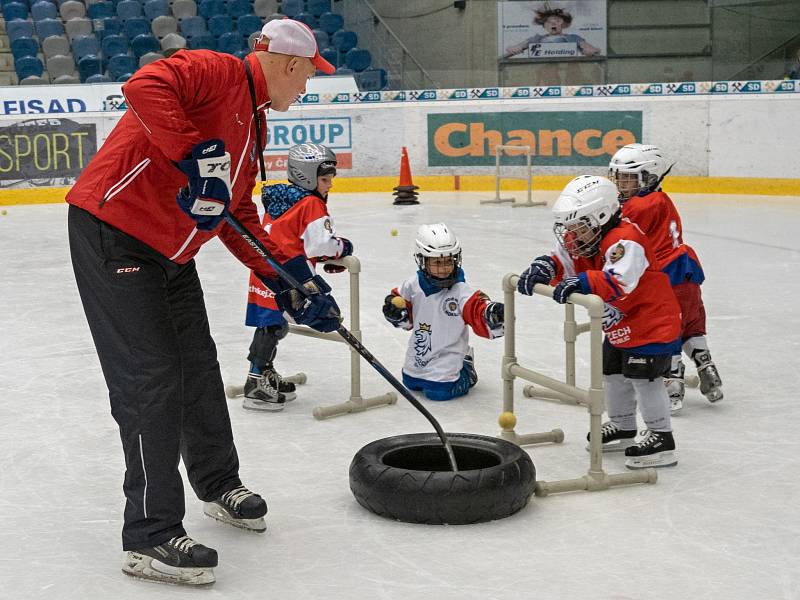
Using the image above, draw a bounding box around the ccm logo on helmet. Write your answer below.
[116,266,140,273]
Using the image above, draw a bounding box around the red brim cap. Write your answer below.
[312,50,335,74]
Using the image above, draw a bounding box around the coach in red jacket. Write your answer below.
[67,19,338,585]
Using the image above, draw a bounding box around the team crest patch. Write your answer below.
[413,323,433,367]
[324,218,333,232]
[443,297,460,317]
[610,243,625,263]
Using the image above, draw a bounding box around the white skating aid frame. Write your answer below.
[499,274,658,496]
[481,145,546,208]
[288,255,397,419]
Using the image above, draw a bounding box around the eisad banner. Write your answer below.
[427,111,642,167]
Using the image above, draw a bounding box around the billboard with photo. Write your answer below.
[498,1,607,61]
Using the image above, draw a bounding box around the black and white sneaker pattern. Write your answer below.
[203,485,267,533]
[242,373,287,411]
[624,429,677,469]
[585,421,637,452]
[122,535,217,586]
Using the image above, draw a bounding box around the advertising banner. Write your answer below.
[427,111,641,167]
[263,116,353,173]
[498,1,607,61]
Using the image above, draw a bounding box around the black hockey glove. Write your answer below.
[483,302,504,329]
[553,276,582,304]
[176,139,231,231]
[268,256,341,332]
[517,255,556,296]
[382,294,409,327]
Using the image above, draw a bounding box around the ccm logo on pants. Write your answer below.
[116,267,141,273]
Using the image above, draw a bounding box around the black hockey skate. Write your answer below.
[265,366,296,401]
[693,350,723,403]
[243,373,287,411]
[624,430,677,469]
[203,485,267,533]
[122,535,217,586]
[585,421,637,452]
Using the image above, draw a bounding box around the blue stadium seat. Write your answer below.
[188,31,215,49]
[226,0,249,19]
[208,14,232,37]
[143,0,168,20]
[86,73,112,83]
[356,68,387,91]
[35,18,65,39]
[318,11,343,35]
[7,20,34,43]
[312,29,328,50]
[78,54,104,81]
[294,12,317,29]
[88,2,115,20]
[124,16,150,38]
[307,0,329,18]
[15,55,44,79]
[332,29,357,53]
[11,37,39,60]
[237,14,261,37]
[131,33,160,57]
[335,66,352,75]
[95,17,123,40]
[31,0,58,21]
[320,46,338,68]
[72,34,101,60]
[101,33,128,57]
[198,0,224,18]
[108,53,136,79]
[281,0,302,18]
[3,2,29,22]
[179,15,206,38]
[345,47,371,72]
[116,0,142,20]
[216,30,242,53]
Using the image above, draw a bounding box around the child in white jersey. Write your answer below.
[382,223,505,401]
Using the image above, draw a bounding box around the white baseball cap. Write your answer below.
[253,18,335,74]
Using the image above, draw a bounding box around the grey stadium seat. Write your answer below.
[253,0,277,18]
[21,74,51,85]
[60,0,87,20]
[171,0,197,20]
[139,51,163,67]
[53,73,81,84]
[42,35,71,58]
[151,15,178,40]
[65,18,93,41]
[160,32,186,52]
[46,54,77,80]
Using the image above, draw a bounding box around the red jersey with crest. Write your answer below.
[622,191,704,286]
[245,184,347,326]
[550,218,681,353]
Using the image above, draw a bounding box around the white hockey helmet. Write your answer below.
[287,143,337,191]
[414,223,462,289]
[552,176,621,258]
[608,143,671,199]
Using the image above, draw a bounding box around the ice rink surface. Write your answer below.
[2,191,799,600]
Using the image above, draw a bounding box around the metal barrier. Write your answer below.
[287,255,397,420]
[499,273,657,497]
[481,145,546,208]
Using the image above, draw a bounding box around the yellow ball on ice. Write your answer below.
[390,228,398,236]
[391,296,406,309]
[498,412,517,429]
[0,209,6,215]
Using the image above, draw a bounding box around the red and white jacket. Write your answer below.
[65,50,289,278]
[550,219,681,353]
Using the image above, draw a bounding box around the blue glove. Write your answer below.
[553,276,582,304]
[483,302,504,329]
[382,294,409,327]
[337,237,353,258]
[517,255,556,296]
[270,256,341,332]
[176,139,231,231]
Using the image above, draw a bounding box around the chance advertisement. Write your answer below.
[0,117,97,183]
[427,111,641,167]
[498,1,607,60]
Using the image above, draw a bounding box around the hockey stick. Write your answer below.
[225,212,460,472]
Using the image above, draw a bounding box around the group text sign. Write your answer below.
[427,111,642,167]
[0,118,97,181]
[263,116,352,172]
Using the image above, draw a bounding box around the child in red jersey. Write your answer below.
[241,143,352,411]
[609,143,723,412]
[517,176,681,469]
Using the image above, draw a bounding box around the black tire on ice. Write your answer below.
[349,433,536,525]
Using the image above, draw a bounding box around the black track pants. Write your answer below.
[68,205,242,550]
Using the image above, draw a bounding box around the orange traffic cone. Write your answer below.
[392,146,420,205]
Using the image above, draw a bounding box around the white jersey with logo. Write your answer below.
[397,273,500,383]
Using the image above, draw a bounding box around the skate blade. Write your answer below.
[122,554,215,586]
[585,439,636,453]
[203,503,266,533]
[625,451,677,470]
[242,398,285,412]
